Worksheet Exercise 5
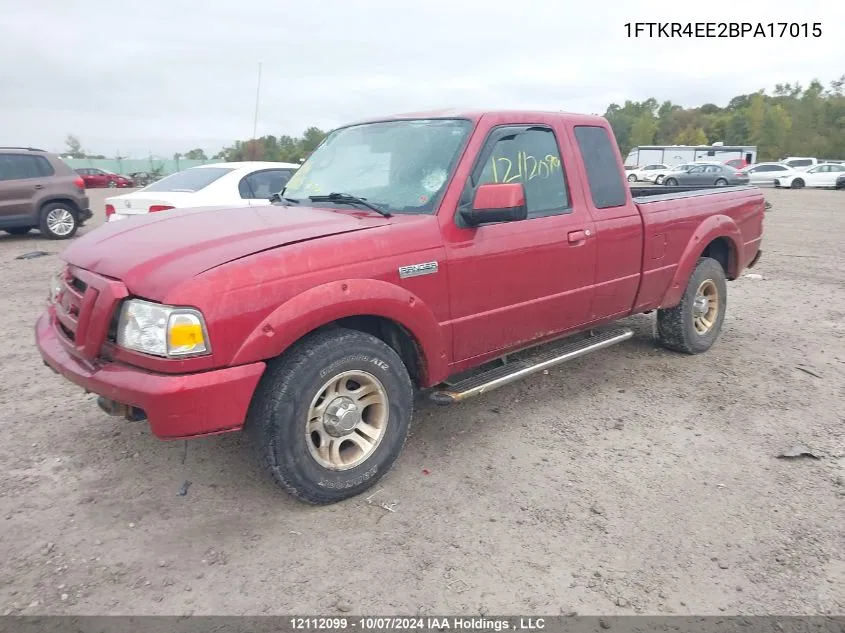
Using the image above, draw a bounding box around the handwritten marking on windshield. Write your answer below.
[490,153,562,184]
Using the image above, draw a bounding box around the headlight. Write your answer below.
[48,271,64,304]
[116,299,210,358]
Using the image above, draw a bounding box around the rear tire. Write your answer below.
[107,180,117,188]
[4,227,32,236]
[656,257,727,355]
[715,178,728,186]
[791,178,805,189]
[247,328,414,505]
[655,175,665,184]
[38,202,79,240]
[665,177,678,186]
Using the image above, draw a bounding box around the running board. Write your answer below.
[429,328,634,405]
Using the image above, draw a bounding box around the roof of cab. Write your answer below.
[342,109,610,128]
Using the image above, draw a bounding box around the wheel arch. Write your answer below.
[660,217,742,309]
[230,279,450,387]
[39,197,81,216]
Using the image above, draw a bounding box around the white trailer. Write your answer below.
[625,144,757,168]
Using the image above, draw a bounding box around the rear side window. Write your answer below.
[143,167,234,192]
[0,154,54,180]
[573,126,627,209]
[238,169,296,199]
[787,159,812,168]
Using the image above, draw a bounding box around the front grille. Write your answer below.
[54,273,85,344]
[50,267,122,361]
[70,277,87,293]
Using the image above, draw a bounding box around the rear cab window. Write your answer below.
[573,126,627,209]
[142,167,234,192]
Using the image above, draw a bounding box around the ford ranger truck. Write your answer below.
[35,110,765,504]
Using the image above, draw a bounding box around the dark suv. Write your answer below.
[0,147,93,239]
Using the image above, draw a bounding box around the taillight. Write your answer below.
[105,204,115,219]
[149,205,175,213]
[74,176,85,189]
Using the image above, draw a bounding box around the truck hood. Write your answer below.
[61,204,387,298]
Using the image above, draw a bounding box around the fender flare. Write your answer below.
[660,215,743,309]
[230,278,449,385]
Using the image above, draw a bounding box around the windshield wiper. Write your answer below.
[268,188,300,206]
[309,193,391,217]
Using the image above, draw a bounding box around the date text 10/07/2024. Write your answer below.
[624,22,822,38]
[290,617,546,630]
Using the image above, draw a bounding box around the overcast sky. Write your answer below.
[2,0,842,157]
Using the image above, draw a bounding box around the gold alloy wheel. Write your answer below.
[306,370,389,471]
[692,279,719,335]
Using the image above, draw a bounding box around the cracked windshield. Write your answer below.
[283,118,472,213]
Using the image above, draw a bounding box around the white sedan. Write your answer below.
[740,162,793,185]
[773,163,845,189]
[626,163,672,183]
[105,161,300,222]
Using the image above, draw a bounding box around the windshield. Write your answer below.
[142,167,234,192]
[283,118,473,214]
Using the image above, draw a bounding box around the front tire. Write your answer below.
[656,257,727,354]
[791,178,805,189]
[628,174,637,182]
[38,203,79,240]
[665,177,678,186]
[247,328,414,504]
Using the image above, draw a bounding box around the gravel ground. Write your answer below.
[0,188,843,616]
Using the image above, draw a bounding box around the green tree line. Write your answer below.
[605,76,845,161]
[66,75,844,165]
[212,127,328,163]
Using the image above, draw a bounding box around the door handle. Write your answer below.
[568,229,592,244]
[34,184,45,190]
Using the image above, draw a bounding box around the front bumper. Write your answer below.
[35,312,266,439]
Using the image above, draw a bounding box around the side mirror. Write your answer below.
[461,183,528,227]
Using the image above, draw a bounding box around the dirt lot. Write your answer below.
[0,188,843,616]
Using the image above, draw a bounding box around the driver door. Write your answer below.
[440,121,597,363]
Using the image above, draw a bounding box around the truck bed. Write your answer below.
[628,184,765,315]
[630,184,758,200]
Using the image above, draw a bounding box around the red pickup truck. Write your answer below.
[36,110,765,504]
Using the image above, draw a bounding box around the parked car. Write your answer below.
[660,162,719,179]
[724,158,748,170]
[740,162,793,185]
[128,171,159,187]
[781,157,817,171]
[74,168,134,188]
[663,163,749,187]
[105,161,300,222]
[774,163,845,189]
[0,147,93,239]
[35,110,764,504]
[626,163,671,183]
